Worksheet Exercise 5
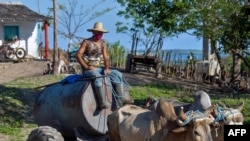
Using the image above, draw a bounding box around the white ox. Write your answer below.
[194,53,221,82]
[107,99,214,141]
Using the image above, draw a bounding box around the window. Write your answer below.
[4,26,19,41]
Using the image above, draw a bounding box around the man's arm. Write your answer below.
[76,41,89,70]
[102,42,110,74]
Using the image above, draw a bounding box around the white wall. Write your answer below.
[20,21,41,58]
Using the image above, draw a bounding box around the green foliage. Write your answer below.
[107,41,127,67]
[0,125,20,135]
[116,0,184,35]
[221,5,250,52]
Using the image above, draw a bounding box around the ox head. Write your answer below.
[157,99,214,141]
[174,107,214,141]
[211,101,244,125]
[205,101,245,141]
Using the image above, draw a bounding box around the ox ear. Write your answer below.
[171,126,188,133]
[236,101,244,112]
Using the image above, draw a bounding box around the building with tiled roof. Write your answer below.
[0,2,50,59]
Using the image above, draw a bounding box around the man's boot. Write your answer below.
[94,86,109,109]
[113,83,134,106]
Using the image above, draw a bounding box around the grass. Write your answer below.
[0,74,249,141]
[0,75,66,140]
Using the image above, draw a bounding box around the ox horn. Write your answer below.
[179,107,187,121]
[145,96,157,108]
[177,107,188,126]
[213,104,219,118]
[236,101,244,112]
[218,101,227,108]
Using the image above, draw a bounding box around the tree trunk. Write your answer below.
[203,38,210,60]
[53,0,59,74]
[231,50,242,83]
[211,40,226,81]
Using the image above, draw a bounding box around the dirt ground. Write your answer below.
[0,60,48,84]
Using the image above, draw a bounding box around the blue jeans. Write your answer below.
[82,67,123,87]
[82,67,131,106]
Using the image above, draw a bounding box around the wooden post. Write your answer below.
[44,21,49,60]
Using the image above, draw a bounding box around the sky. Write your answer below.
[1,0,203,51]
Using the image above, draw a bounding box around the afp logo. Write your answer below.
[224,125,250,140]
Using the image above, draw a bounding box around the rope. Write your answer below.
[102,76,113,104]
[179,110,207,126]
[108,74,132,106]
[214,106,242,124]
[214,106,226,123]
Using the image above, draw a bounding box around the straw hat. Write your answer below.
[87,22,108,33]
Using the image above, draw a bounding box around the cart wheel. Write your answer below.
[15,48,26,59]
[27,126,64,141]
[5,49,15,59]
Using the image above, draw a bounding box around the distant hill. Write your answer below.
[163,49,202,54]
[130,49,228,63]
[133,49,202,54]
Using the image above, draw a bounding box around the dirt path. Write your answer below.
[0,60,48,84]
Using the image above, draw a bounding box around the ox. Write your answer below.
[193,53,221,83]
[40,46,76,74]
[107,99,214,141]
[145,91,244,141]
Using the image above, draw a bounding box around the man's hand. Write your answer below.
[88,66,95,70]
[105,68,111,75]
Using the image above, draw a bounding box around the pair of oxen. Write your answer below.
[107,90,244,141]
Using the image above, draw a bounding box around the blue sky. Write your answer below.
[2,0,203,51]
